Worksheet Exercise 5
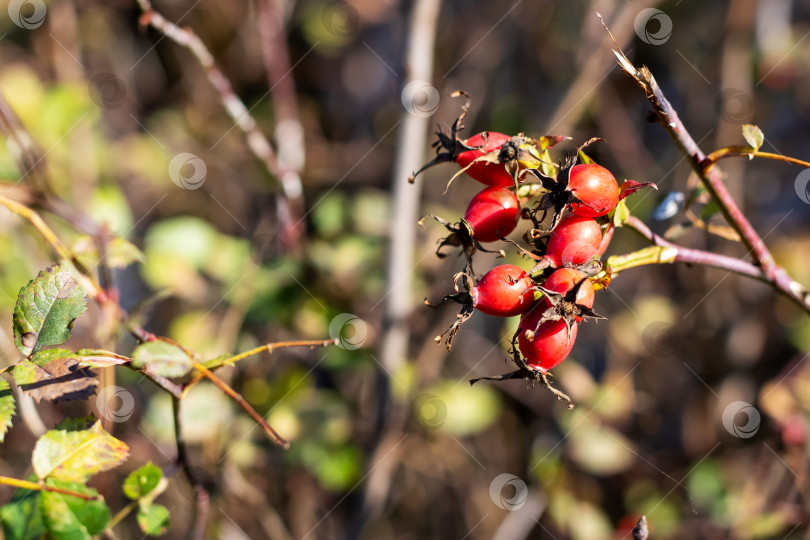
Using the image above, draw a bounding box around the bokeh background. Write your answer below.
[0,0,809,538]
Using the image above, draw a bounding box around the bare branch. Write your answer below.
[173,397,209,540]
[135,0,300,239]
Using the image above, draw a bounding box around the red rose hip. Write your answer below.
[463,187,520,242]
[545,215,602,267]
[473,264,534,317]
[568,163,620,217]
[457,132,515,188]
[517,309,578,371]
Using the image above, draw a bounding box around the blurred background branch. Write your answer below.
[363,0,443,535]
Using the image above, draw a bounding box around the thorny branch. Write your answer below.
[600,15,810,314]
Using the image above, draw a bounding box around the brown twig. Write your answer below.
[606,32,773,269]
[173,397,209,540]
[606,215,810,311]
[181,339,335,396]
[192,361,290,449]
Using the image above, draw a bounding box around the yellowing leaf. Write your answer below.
[0,379,15,442]
[742,124,764,152]
[32,420,129,482]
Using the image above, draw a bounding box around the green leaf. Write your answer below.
[137,503,170,536]
[131,341,193,378]
[0,378,16,442]
[40,480,109,540]
[9,350,97,403]
[742,124,764,152]
[0,489,43,540]
[577,150,595,165]
[13,265,87,357]
[611,198,631,227]
[123,462,163,500]
[32,419,129,482]
[53,416,95,432]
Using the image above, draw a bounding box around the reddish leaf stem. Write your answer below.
[0,476,97,501]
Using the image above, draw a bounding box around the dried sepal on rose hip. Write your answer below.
[426,270,476,351]
[467,269,603,399]
[469,327,575,408]
[408,91,542,189]
[518,315,578,372]
[418,214,504,263]
[426,264,535,350]
[529,269,605,340]
[522,138,608,226]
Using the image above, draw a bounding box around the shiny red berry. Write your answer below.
[473,264,534,317]
[457,132,515,188]
[517,310,578,372]
[545,215,602,267]
[568,163,620,217]
[463,187,520,242]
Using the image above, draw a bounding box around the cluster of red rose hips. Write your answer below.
[412,94,652,400]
